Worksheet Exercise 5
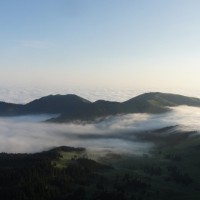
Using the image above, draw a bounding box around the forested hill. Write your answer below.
[0,92,200,122]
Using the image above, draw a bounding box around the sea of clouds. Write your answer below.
[1,85,200,104]
[0,85,144,103]
[0,85,200,154]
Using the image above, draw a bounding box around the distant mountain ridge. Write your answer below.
[0,92,200,122]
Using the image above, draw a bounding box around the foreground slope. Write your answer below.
[0,92,200,122]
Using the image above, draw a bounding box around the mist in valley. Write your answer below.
[0,106,199,154]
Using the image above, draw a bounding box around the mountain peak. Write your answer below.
[23,94,91,114]
[1,92,200,122]
[32,94,91,103]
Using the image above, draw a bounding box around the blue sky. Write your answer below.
[0,0,200,92]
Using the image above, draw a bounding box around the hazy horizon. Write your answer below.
[1,85,200,104]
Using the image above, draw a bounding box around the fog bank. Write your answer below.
[0,106,199,153]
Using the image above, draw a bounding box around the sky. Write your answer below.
[0,0,200,95]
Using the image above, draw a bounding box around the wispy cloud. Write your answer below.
[2,40,54,51]
[19,40,53,49]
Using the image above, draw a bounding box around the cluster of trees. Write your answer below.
[166,165,192,186]
[0,147,100,200]
[0,149,148,200]
[0,146,197,200]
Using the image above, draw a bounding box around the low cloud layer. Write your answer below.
[1,85,200,104]
[0,106,199,154]
[0,85,144,104]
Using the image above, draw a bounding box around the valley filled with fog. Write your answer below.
[0,106,199,153]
